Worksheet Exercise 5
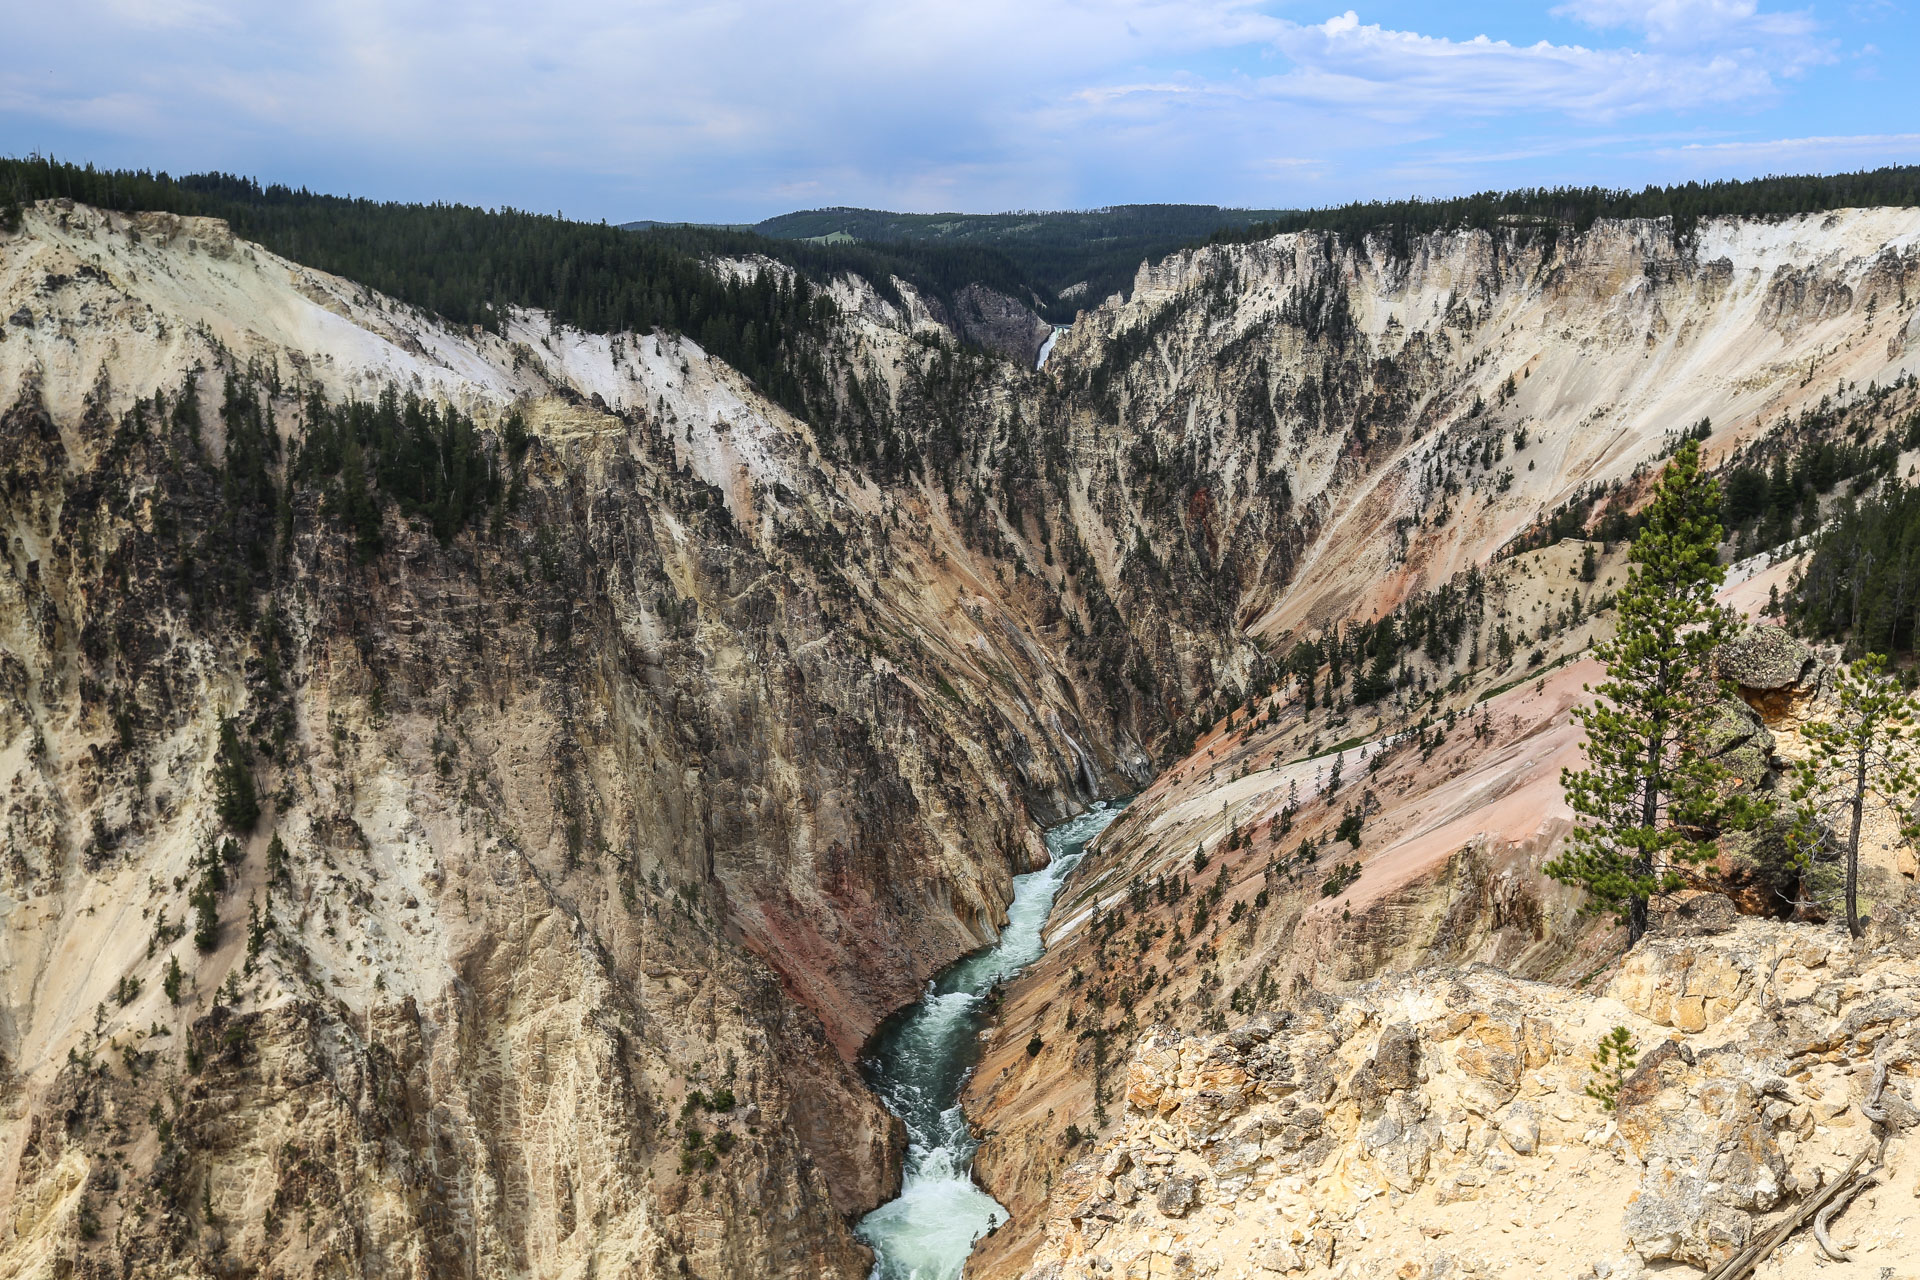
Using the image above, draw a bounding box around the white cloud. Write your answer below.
[0,0,1897,217]
[1248,11,1784,121]
[1659,131,1920,164]
[1553,0,1813,42]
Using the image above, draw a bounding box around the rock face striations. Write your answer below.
[1,194,1920,1279]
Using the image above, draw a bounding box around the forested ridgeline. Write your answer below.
[713,166,1920,319]
[1208,165,1920,256]
[0,158,1054,427]
[744,204,1289,322]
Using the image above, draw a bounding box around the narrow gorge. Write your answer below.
[857,803,1120,1278]
[3,181,1920,1280]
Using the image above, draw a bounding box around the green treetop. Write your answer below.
[1547,440,1762,944]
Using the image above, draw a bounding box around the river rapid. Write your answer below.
[854,802,1124,1279]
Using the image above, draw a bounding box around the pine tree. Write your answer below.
[211,720,258,832]
[245,895,268,973]
[192,882,220,953]
[1785,654,1920,938]
[1547,441,1759,944]
[1584,1026,1638,1111]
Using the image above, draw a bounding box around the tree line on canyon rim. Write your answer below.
[5,157,1920,414]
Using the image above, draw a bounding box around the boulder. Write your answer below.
[1257,1240,1303,1274]
[1717,625,1816,692]
[1619,1045,1786,1268]
[1495,1100,1540,1155]
[1699,696,1774,790]
[1652,893,1737,937]
[1451,1017,1534,1113]
[1372,1022,1421,1091]
[1155,1175,1199,1217]
[1609,939,1753,1032]
[1363,1095,1435,1191]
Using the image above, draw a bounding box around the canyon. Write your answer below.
[0,193,1918,1280]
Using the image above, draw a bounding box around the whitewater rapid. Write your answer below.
[854,802,1124,1279]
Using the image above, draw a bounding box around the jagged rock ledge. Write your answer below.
[1013,910,1920,1279]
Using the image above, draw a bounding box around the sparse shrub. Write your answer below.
[1585,1026,1638,1111]
[1320,861,1360,898]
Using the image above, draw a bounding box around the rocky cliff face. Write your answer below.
[1043,209,1920,644]
[4,194,1920,1280]
[0,200,1170,1278]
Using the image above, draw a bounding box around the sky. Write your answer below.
[4,1,1917,223]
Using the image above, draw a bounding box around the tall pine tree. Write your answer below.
[1547,441,1759,943]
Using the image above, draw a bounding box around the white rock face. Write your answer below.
[1049,210,1920,641]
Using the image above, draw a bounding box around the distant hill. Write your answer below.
[620,205,1289,320]
[743,205,1289,319]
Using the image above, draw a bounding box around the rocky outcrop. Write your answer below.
[1719,625,1822,722]
[945,283,1055,367]
[1718,625,1819,694]
[1012,913,1920,1279]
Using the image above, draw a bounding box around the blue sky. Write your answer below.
[4,1,1916,222]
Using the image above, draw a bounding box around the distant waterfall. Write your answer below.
[1035,325,1066,369]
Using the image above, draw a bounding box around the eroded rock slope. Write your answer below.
[970,207,1920,1274]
